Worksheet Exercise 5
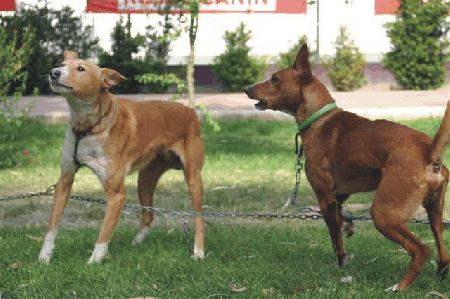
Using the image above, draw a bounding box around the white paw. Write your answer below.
[192,245,205,260]
[385,284,400,292]
[38,231,57,263]
[342,253,354,266]
[132,226,150,245]
[38,244,54,263]
[87,243,109,264]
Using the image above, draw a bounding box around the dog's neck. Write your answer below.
[66,90,114,138]
[295,78,335,125]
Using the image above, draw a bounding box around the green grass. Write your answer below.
[0,117,446,208]
[1,117,450,298]
[1,224,450,298]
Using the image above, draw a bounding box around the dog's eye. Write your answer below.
[271,76,279,84]
[77,66,85,72]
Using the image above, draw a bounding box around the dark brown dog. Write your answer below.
[244,44,450,291]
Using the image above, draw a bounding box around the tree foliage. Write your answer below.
[0,1,100,94]
[213,22,266,92]
[0,28,33,168]
[99,16,146,94]
[101,6,182,94]
[277,35,317,69]
[383,0,449,90]
[322,26,367,91]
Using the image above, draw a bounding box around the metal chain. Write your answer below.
[289,132,304,206]
[182,217,194,256]
[0,185,55,202]
[1,185,448,225]
[70,192,324,220]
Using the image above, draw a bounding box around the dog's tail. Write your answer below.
[429,100,450,163]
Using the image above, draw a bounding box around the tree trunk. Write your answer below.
[186,11,198,109]
[187,39,195,108]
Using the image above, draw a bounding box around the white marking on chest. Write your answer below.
[61,128,78,171]
[66,95,99,126]
[76,135,109,184]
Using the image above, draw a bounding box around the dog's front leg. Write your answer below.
[38,169,76,263]
[318,194,349,266]
[308,166,349,266]
[88,177,125,264]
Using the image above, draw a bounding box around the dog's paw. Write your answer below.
[343,222,354,238]
[132,226,150,246]
[385,284,400,292]
[87,243,109,264]
[38,231,57,263]
[337,253,353,267]
[38,246,53,264]
[191,245,205,260]
[437,261,449,280]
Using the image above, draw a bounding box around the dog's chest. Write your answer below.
[76,135,109,183]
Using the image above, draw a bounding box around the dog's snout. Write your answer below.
[49,69,61,80]
[244,85,255,98]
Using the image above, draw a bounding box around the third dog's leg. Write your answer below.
[88,177,125,263]
[133,159,169,245]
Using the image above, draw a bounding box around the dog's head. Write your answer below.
[244,44,317,115]
[48,50,126,100]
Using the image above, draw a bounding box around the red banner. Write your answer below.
[86,0,307,14]
[375,0,399,15]
[0,0,16,11]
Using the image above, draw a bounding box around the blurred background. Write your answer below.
[1,0,448,95]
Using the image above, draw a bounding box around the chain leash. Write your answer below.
[0,184,55,202]
[289,133,304,206]
[182,217,194,256]
[1,185,447,225]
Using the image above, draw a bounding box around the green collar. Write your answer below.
[298,102,338,134]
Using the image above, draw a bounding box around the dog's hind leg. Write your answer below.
[182,130,205,260]
[424,179,450,280]
[133,158,169,245]
[371,166,430,291]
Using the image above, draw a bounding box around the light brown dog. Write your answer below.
[245,44,450,291]
[39,50,205,263]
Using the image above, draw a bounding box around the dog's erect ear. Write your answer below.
[64,50,78,60]
[100,68,127,88]
[293,44,312,81]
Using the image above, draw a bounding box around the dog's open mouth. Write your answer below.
[49,79,73,92]
[255,99,267,110]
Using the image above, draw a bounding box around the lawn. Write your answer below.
[1,117,446,217]
[1,117,450,298]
